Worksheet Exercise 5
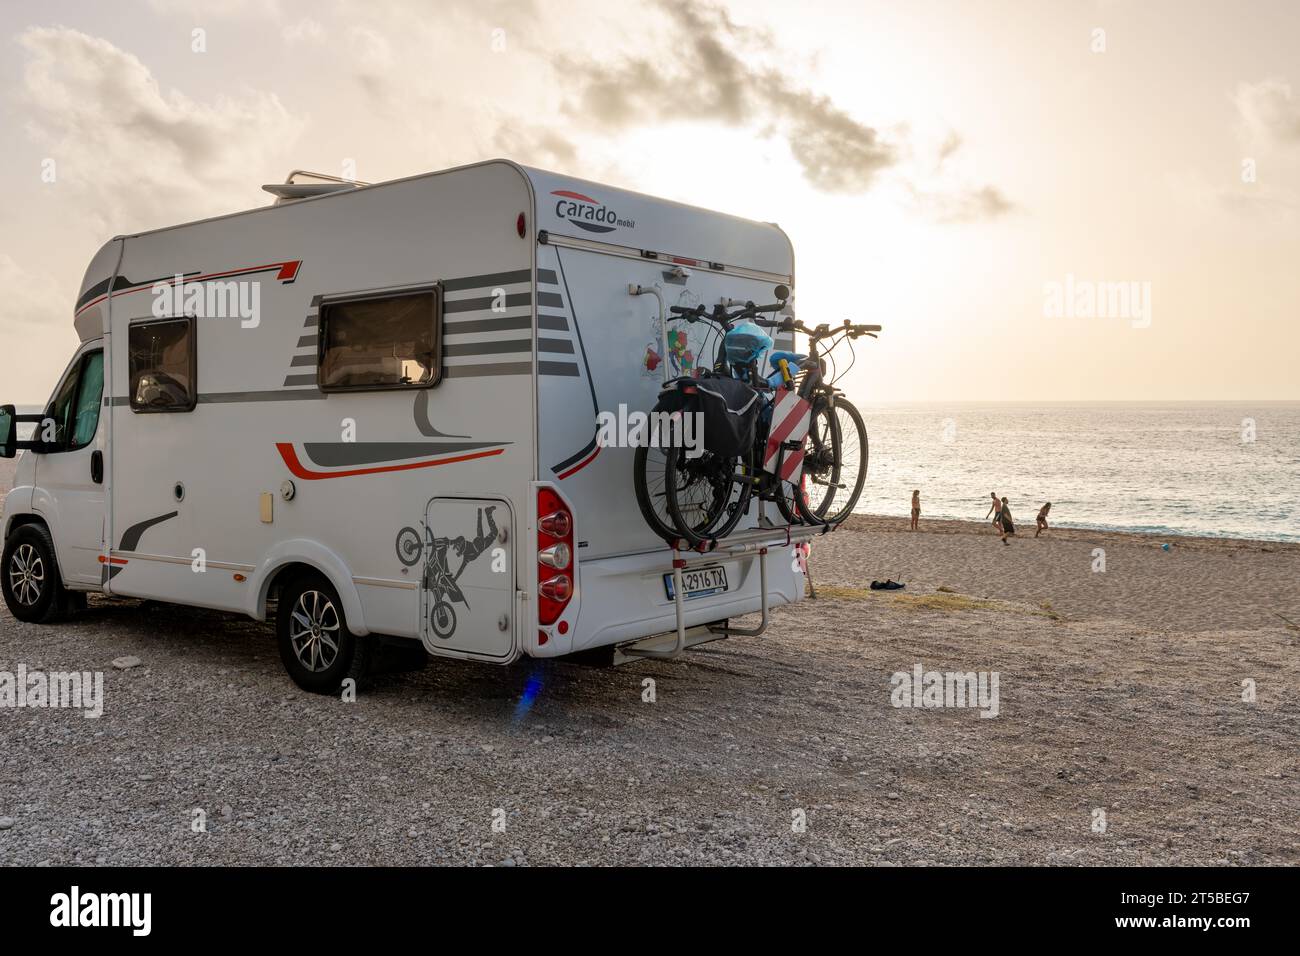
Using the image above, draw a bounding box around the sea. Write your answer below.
[854,402,1300,543]
[9,401,1299,543]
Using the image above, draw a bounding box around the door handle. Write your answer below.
[90,450,103,484]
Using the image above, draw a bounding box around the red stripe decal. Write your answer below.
[556,445,600,480]
[75,259,304,316]
[276,443,504,480]
[551,190,598,203]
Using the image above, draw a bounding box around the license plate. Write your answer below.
[664,564,728,601]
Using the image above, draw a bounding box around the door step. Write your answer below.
[614,623,727,664]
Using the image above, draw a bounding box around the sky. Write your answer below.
[1,0,1298,404]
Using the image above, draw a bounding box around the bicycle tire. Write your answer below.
[801,396,868,525]
[633,443,679,543]
[663,447,751,546]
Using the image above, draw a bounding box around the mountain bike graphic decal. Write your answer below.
[396,506,499,640]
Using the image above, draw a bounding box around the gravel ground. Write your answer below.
[2,570,1296,866]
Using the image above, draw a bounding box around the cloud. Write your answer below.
[937,131,963,165]
[491,122,580,169]
[16,25,303,232]
[556,0,896,193]
[906,183,1017,224]
[1234,78,1300,145]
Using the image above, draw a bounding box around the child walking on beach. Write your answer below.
[910,490,920,531]
[1036,502,1051,537]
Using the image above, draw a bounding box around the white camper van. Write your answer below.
[1,160,812,691]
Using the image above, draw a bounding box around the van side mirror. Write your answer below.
[0,405,14,459]
[0,407,60,457]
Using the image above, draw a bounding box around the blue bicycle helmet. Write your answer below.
[723,320,773,366]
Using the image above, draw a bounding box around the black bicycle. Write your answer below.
[633,286,879,547]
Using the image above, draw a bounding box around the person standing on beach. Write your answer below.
[910,490,920,531]
[1036,502,1051,537]
[998,496,1015,545]
[985,492,1000,532]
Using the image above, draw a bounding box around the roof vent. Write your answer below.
[262,169,371,205]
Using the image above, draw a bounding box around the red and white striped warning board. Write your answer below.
[763,389,812,481]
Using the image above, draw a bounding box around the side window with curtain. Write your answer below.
[43,349,104,452]
[129,317,197,412]
[318,287,442,391]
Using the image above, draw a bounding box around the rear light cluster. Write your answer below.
[537,488,574,631]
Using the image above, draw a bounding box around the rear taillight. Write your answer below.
[537,487,574,626]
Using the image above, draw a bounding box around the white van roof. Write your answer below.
[107,159,794,280]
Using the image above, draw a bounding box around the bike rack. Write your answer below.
[619,520,837,661]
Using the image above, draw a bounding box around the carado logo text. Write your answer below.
[551,189,635,234]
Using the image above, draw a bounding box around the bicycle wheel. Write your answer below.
[634,443,679,543]
[799,396,868,525]
[663,447,751,546]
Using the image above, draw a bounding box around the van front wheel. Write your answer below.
[276,573,371,694]
[2,524,68,624]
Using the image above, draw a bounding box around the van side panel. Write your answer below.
[94,163,534,659]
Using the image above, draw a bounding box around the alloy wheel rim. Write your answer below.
[289,590,341,672]
[8,544,44,606]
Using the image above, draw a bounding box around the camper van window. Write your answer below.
[319,288,441,391]
[129,317,198,412]
[44,349,104,451]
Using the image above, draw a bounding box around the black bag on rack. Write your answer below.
[655,374,760,458]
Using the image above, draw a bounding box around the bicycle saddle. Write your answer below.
[768,350,806,368]
[765,350,807,387]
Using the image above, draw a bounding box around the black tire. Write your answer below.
[276,572,372,694]
[2,524,68,624]
[664,447,751,546]
[633,443,679,543]
[805,397,868,525]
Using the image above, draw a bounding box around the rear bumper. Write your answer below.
[558,544,803,654]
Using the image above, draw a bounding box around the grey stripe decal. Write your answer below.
[303,315,317,328]
[442,362,531,378]
[538,313,569,331]
[443,315,532,335]
[538,269,558,285]
[289,354,316,367]
[283,374,318,387]
[539,361,580,377]
[538,338,574,354]
[538,291,563,308]
[118,511,178,551]
[414,391,469,438]
[296,334,317,348]
[303,441,503,467]
[200,389,326,403]
[444,292,531,313]
[443,339,531,357]
[441,269,531,292]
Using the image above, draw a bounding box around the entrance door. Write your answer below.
[33,343,107,587]
[420,497,514,659]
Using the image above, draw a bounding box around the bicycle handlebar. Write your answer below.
[754,317,883,339]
